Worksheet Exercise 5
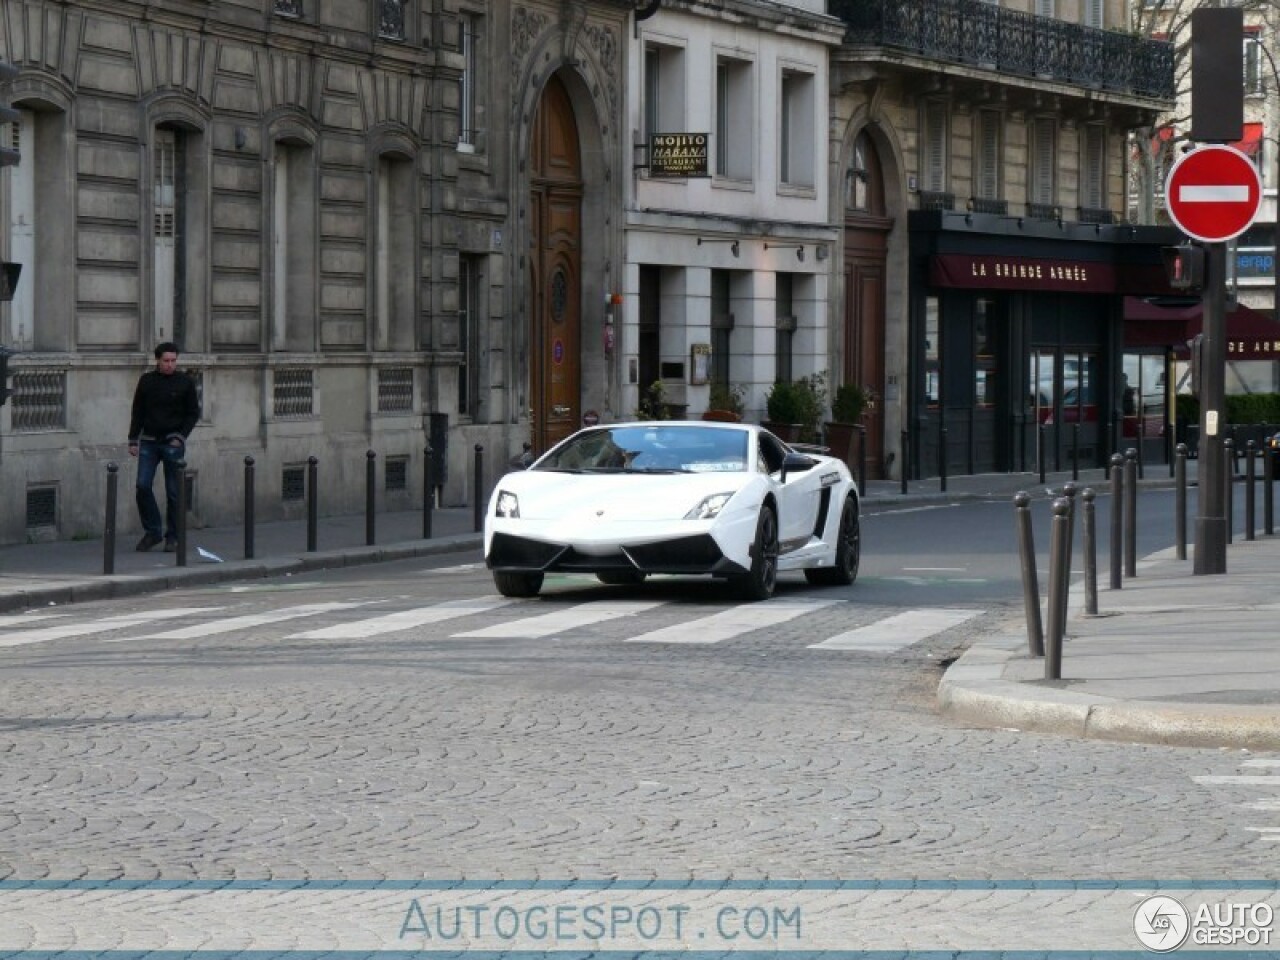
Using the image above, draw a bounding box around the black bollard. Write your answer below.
[1014,492,1044,658]
[366,450,377,546]
[1110,452,1124,590]
[1175,444,1187,561]
[473,444,484,533]
[244,456,256,560]
[1246,440,1256,542]
[1082,488,1098,616]
[1038,423,1047,484]
[1060,481,1078,633]
[103,462,119,575]
[939,425,948,493]
[857,424,867,495]
[1267,445,1276,537]
[307,455,318,552]
[900,429,909,495]
[1045,497,1071,681]
[175,459,188,568]
[1123,448,1137,579]
[1225,438,1235,545]
[423,443,434,540]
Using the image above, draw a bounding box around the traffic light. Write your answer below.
[0,59,18,168]
[1162,244,1205,291]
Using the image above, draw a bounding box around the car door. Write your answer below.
[758,433,821,551]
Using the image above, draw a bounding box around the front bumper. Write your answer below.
[486,530,747,577]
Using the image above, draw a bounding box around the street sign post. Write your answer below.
[1164,145,1262,244]
[1165,146,1263,575]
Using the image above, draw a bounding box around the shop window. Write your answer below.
[924,297,940,409]
[974,298,998,409]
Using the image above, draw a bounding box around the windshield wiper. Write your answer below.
[624,466,692,474]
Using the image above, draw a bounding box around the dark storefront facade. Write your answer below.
[907,211,1181,480]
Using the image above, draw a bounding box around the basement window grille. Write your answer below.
[273,368,313,418]
[385,456,408,492]
[26,486,56,528]
[282,466,306,502]
[377,367,413,412]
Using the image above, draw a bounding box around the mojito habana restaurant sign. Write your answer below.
[649,133,709,178]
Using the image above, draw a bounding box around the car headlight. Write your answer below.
[684,492,734,520]
[495,490,521,519]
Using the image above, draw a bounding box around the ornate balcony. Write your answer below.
[830,0,1173,100]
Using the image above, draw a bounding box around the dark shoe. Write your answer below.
[135,533,162,552]
[163,539,178,553]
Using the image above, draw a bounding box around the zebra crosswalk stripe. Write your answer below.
[289,597,515,640]
[453,600,666,639]
[624,598,841,644]
[125,602,371,642]
[807,608,981,651]
[0,608,223,648]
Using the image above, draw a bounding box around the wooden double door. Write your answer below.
[843,219,890,477]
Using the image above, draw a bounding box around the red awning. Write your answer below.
[1231,121,1264,157]
[1124,296,1280,357]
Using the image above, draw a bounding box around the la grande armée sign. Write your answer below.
[648,133,709,178]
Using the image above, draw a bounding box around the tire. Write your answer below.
[805,497,860,587]
[493,570,544,598]
[597,570,647,586]
[732,505,778,601]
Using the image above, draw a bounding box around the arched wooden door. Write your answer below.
[529,75,583,453]
[844,130,892,478]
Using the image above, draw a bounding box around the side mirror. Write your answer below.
[779,451,816,484]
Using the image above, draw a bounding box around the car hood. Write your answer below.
[493,469,754,522]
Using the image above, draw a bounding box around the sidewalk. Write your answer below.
[4,460,1279,750]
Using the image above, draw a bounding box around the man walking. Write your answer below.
[127,342,200,552]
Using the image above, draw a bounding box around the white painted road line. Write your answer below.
[289,597,514,639]
[808,608,981,651]
[625,599,841,644]
[130,602,371,641]
[0,608,224,648]
[1194,776,1280,786]
[453,600,666,639]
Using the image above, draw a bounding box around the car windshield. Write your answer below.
[535,426,750,474]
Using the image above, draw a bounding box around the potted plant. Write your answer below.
[702,381,746,422]
[825,382,870,468]
[764,374,825,443]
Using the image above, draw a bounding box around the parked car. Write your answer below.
[483,421,861,601]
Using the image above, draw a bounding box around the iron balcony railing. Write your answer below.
[831,0,1174,100]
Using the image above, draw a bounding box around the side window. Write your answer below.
[759,434,787,474]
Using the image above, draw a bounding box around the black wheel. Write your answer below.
[805,497,860,587]
[733,505,778,601]
[493,570,544,598]
[597,570,647,586]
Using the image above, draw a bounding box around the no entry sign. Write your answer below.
[1164,144,1262,243]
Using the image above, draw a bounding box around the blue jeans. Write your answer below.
[136,440,185,541]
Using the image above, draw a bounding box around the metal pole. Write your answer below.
[1014,492,1044,658]
[473,444,484,533]
[1082,487,1098,616]
[423,443,434,540]
[1246,440,1257,541]
[1266,444,1275,536]
[1072,422,1080,482]
[1038,423,1046,484]
[1124,448,1138,578]
[1060,481,1078,635]
[900,429,909,495]
[857,424,867,495]
[1109,452,1124,589]
[939,425,948,493]
[1225,438,1235,546]
[307,455,318,552]
[244,456,255,560]
[1045,497,1070,681]
[1175,443,1188,561]
[103,462,118,575]
[1195,241,1228,574]
[366,449,377,546]
[175,459,188,568]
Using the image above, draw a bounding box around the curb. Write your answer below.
[0,533,482,614]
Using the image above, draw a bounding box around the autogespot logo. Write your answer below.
[1134,895,1191,952]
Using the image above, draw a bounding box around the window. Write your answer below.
[458,254,483,416]
[974,299,998,409]
[1081,124,1106,211]
[378,0,406,41]
[921,99,948,193]
[924,297,940,409]
[775,273,795,383]
[1083,0,1102,28]
[643,42,685,145]
[1030,118,1057,207]
[714,56,752,180]
[638,265,661,396]
[459,12,482,151]
[375,153,416,351]
[976,110,1001,202]
[272,139,317,352]
[1035,0,1054,16]
[1245,33,1264,96]
[711,270,733,387]
[779,70,814,187]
